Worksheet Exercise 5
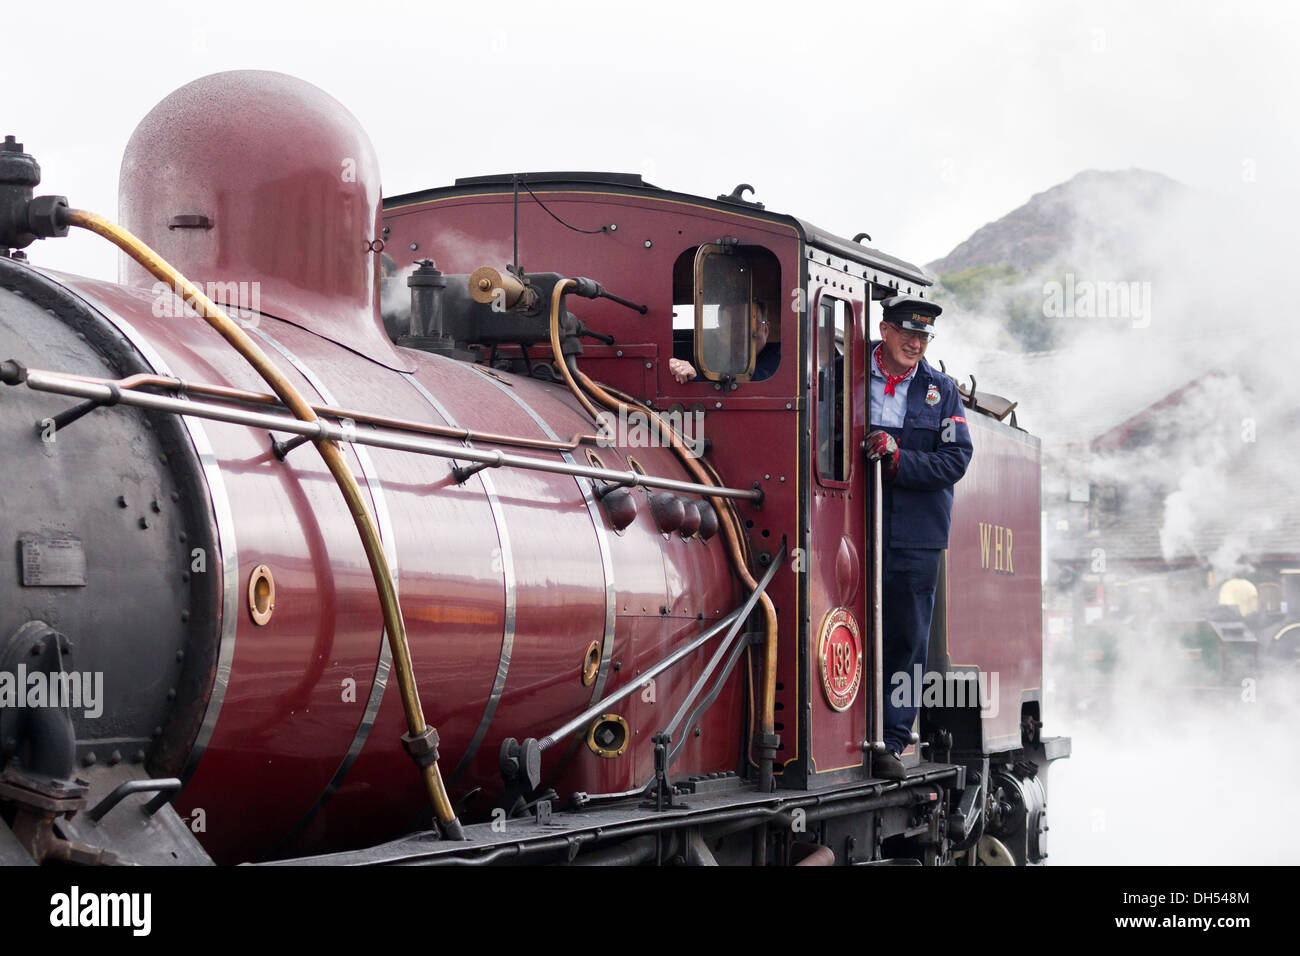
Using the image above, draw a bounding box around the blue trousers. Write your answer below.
[880,545,943,754]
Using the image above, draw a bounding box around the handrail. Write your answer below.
[11,367,764,502]
[537,606,746,752]
[869,459,886,754]
[96,372,601,453]
[662,543,785,764]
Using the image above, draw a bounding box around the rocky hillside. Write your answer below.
[924,169,1204,352]
[927,168,1191,276]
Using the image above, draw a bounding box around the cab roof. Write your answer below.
[384,172,935,290]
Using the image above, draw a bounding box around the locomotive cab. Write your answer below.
[378,172,1070,863]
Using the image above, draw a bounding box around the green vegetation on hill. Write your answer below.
[934,264,1059,352]
[935,264,1020,308]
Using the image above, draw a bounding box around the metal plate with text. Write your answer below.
[18,532,88,587]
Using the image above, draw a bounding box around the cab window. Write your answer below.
[671,244,781,384]
[816,294,851,482]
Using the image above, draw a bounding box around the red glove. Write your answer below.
[864,430,900,479]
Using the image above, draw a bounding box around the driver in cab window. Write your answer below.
[670,299,780,384]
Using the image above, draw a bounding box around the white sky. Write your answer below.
[5,0,1298,281]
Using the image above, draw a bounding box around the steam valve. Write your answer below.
[0,136,69,250]
[397,259,473,359]
[407,259,447,339]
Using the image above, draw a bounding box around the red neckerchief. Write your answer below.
[873,345,915,396]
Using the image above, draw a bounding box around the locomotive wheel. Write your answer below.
[975,835,1015,866]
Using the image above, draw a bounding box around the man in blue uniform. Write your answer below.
[864,295,973,780]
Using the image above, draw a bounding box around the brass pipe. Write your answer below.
[547,278,602,420]
[699,456,755,565]
[574,367,780,790]
[64,209,461,834]
[646,390,759,763]
[587,385,761,706]
[543,275,779,790]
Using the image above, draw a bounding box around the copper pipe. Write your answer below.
[698,456,754,565]
[104,372,598,453]
[572,367,780,791]
[547,278,602,420]
[587,389,764,755]
[673,410,759,764]
[544,275,780,790]
[540,277,774,790]
[744,645,758,771]
[64,209,462,836]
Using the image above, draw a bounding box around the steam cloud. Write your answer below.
[925,170,1300,865]
[379,228,513,341]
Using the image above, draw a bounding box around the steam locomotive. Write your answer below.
[0,70,1068,866]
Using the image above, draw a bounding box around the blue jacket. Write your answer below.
[870,345,973,549]
[753,342,780,382]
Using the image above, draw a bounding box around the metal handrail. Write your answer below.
[869,459,886,754]
[662,543,786,765]
[537,606,745,752]
[10,366,763,503]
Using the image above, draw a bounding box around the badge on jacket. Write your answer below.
[925,385,940,406]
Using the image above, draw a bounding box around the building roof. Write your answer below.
[1045,342,1300,567]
